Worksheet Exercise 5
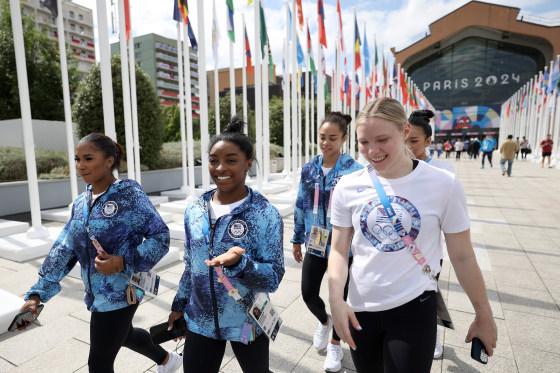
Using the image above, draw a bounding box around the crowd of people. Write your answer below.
[27,97,560,373]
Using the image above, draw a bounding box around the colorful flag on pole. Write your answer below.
[354,18,361,70]
[297,0,304,31]
[363,25,370,78]
[187,16,198,51]
[307,25,316,76]
[548,56,559,94]
[248,0,253,6]
[260,2,268,58]
[173,0,189,24]
[336,0,344,52]
[297,34,306,68]
[268,39,274,83]
[41,0,58,18]
[244,20,253,75]
[318,0,327,48]
[212,0,220,67]
[399,68,409,105]
[226,0,235,42]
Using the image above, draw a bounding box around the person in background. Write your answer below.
[19,133,178,373]
[520,136,530,160]
[540,134,554,168]
[436,142,443,158]
[454,138,464,161]
[292,112,363,372]
[444,140,453,159]
[470,137,481,160]
[429,142,436,157]
[480,134,497,169]
[499,134,519,177]
[515,137,521,159]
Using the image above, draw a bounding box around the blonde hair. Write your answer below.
[355,97,414,159]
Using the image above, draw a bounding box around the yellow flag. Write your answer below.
[248,0,253,6]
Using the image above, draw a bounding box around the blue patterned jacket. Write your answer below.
[171,187,284,341]
[291,153,363,257]
[25,180,170,312]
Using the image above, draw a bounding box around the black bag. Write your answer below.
[149,317,188,344]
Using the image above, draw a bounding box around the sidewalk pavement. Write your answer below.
[0,156,558,372]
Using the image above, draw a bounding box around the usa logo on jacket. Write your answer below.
[102,201,118,217]
[228,219,248,239]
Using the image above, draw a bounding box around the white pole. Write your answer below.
[317,49,324,156]
[213,0,220,135]
[176,22,188,191]
[283,3,290,175]
[360,23,366,111]
[311,67,315,157]
[305,18,309,164]
[229,39,236,117]
[198,0,210,189]
[9,0,48,238]
[118,0,135,181]
[263,40,270,179]
[184,25,196,195]
[128,15,141,185]
[298,67,302,168]
[96,0,116,142]
[255,0,263,190]
[242,14,248,132]
[291,0,298,189]
[56,0,77,200]
[350,8,357,159]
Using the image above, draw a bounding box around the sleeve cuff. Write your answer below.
[223,253,248,278]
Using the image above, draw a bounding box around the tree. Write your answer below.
[0,0,80,120]
[208,91,256,138]
[73,55,165,169]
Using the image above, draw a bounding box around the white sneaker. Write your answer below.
[433,328,443,359]
[313,315,333,350]
[323,343,343,372]
[157,351,182,373]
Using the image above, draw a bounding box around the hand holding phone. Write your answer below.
[8,304,44,332]
[471,337,488,364]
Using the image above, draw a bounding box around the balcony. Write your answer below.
[156,53,178,63]
[156,62,177,72]
[157,71,179,81]
[155,42,178,54]
[156,81,179,91]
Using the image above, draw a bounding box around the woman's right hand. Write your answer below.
[330,298,361,351]
[167,311,185,341]
[292,244,303,263]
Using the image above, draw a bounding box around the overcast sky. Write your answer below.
[73,0,560,73]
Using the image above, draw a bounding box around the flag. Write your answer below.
[212,0,220,67]
[549,56,559,94]
[226,0,235,42]
[41,0,58,18]
[296,34,306,68]
[281,48,286,89]
[124,0,131,40]
[173,0,189,24]
[268,39,274,83]
[318,0,327,48]
[354,18,361,70]
[248,0,253,6]
[336,0,344,52]
[244,20,253,75]
[260,2,268,58]
[187,16,198,51]
[297,0,304,31]
[307,25,316,76]
[399,68,409,105]
[363,26,370,78]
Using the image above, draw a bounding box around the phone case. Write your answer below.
[8,304,44,332]
[471,337,488,364]
[149,317,187,344]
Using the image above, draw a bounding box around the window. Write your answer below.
[135,42,141,49]
[135,52,142,59]
[69,11,75,18]
[80,26,84,34]
[70,24,75,31]
[138,62,143,67]
[79,14,84,21]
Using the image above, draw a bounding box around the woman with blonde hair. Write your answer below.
[328,98,497,372]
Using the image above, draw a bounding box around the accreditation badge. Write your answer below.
[249,292,283,342]
[130,270,160,296]
[307,225,330,257]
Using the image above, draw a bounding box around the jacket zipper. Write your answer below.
[322,174,328,228]
[85,196,101,299]
[208,215,223,340]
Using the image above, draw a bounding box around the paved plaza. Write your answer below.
[0,156,558,373]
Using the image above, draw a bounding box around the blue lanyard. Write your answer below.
[313,154,343,219]
[425,157,432,163]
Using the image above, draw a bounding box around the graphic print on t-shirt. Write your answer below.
[359,195,421,252]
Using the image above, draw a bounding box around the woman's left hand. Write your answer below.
[205,246,246,267]
[94,252,124,275]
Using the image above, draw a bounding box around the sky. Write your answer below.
[72,0,560,73]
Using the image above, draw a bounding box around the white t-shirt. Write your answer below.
[330,161,470,312]
[454,141,464,151]
[209,197,247,223]
[427,158,455,174]
[321,166,333,175]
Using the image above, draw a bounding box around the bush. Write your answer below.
[0,147,69,181]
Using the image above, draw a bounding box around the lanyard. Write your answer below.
[83,186,109,254]
[365,164,436,280]
[425,157,432,163]
[202,209,243,302]
[312,154,343,220]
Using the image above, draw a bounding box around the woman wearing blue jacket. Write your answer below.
[291,112,363,372]
[19,133,179,373]
[167,117,285,372]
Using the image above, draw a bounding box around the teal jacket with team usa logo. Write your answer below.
[171,187,285,341]
[25,179,170,312]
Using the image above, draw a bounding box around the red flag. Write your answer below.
[317,0,327,48]
[337,0,344,52]
[124,0,131,40]
[399,68,409,105]
[244,22,253,75]
[297,0,304,31]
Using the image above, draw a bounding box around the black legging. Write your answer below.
[302,252,353,342]
[182,328,269,372]
[89,303,167,373]
[349,291,437,373]
[481,151,493,166]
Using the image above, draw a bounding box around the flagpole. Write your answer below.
[291,0,298,189]
[283,3,290,176]
[229,6,236,117]
[96,0,117,143]
[350,7,357,159]
[127,1,141,185]
[118,0,135,181]
[360,23,366,111]
[198,0,210,189]
[242,14,248,131]
[183,24,196,196]
[175,22,188,192]
[9,0,48,238]
[55,0,77,200]
[311,63,315,158]
[304,19,309,164]
[255,0,263,190]
[298,67,302,169]
[213,0,220,135]
[262,39,270,180]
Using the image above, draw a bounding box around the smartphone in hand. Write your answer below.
[471,337,488,364]
[8,305,44,332]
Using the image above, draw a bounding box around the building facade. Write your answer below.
[393,1,560,139]
[21,0,96,75]
[111,33,200,116]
